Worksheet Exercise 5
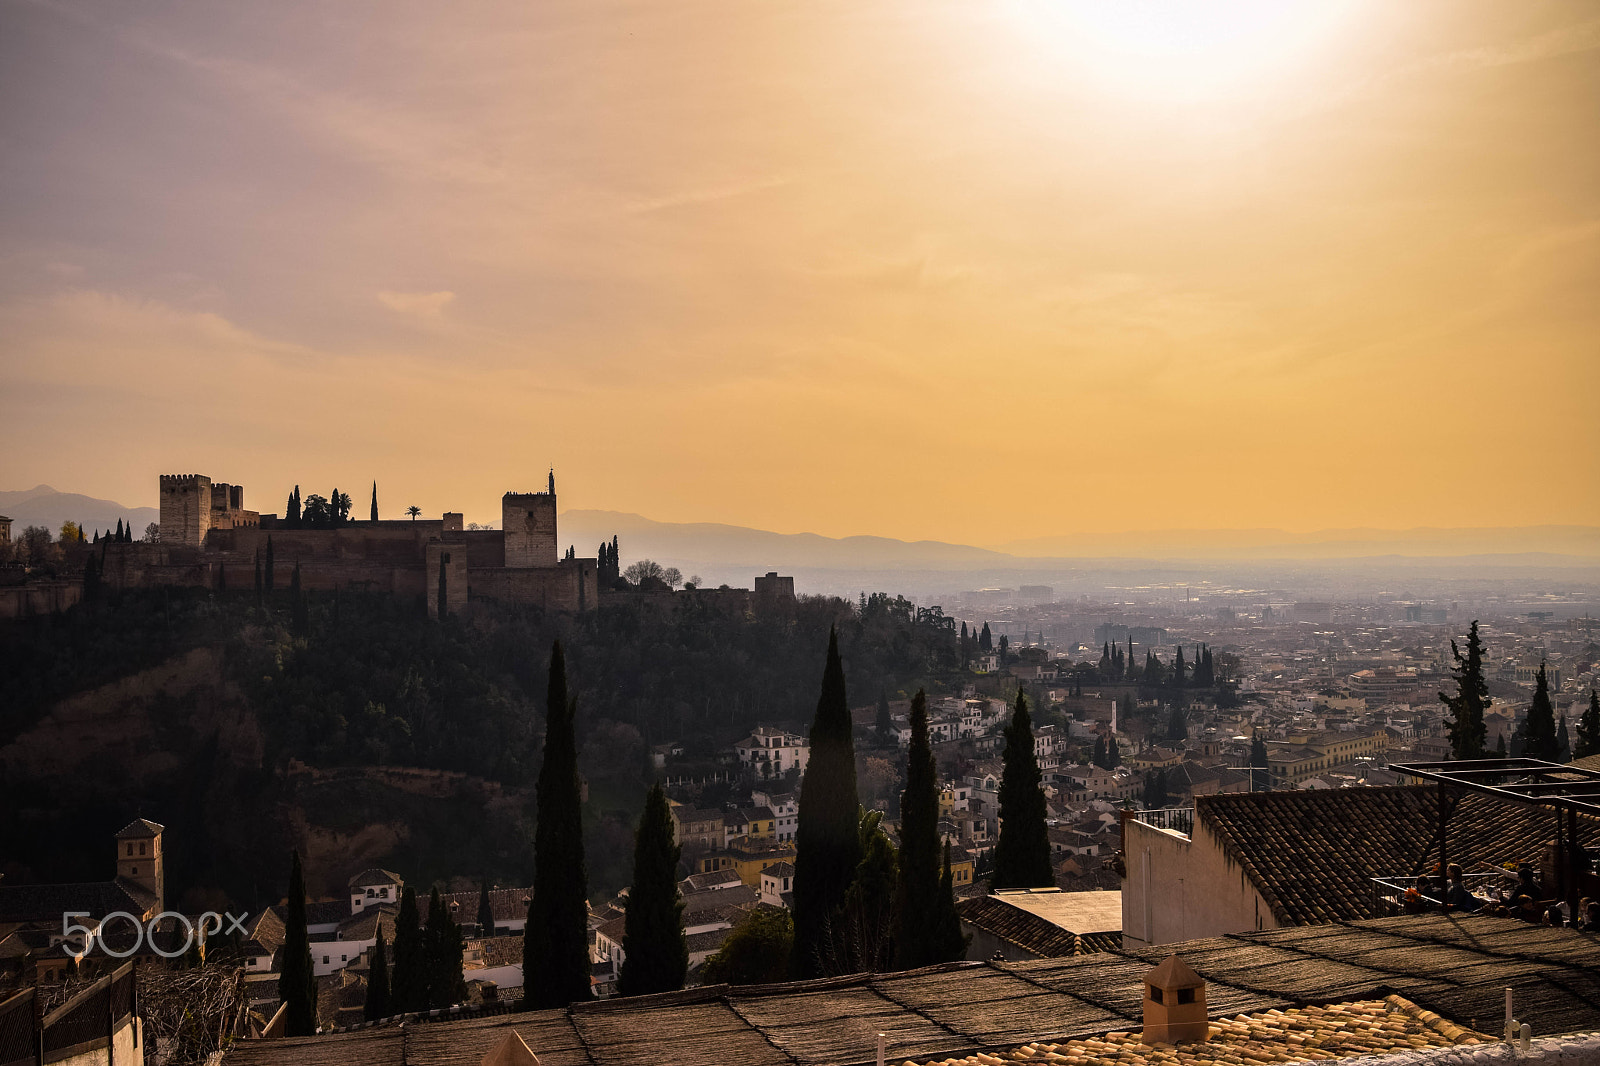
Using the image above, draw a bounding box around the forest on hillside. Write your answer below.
[0,586,960,908]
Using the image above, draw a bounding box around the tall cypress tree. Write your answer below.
[476,881,495,936]
[390,886,428,1013]
[290,561,308,636]
[1171,646,1187,688]
[618,783,687,996]
[370,481,379,522]
[993,692,1053,889]
[1576,689,1600,759]
[875,691,894,745]
[1524,661,1558,762]
[364,919,390,1021]
[895,691,961,968]
[1092,735,1106,770]
[792,626,862,979]
[264,536,276,593]
[525,641,591,1007]
[979,623,992,652]
[424,888,465,1009]
[278,851,318,1036]
[932,840,968,960]
[1440,621,1490,759]
[253,550,263,604]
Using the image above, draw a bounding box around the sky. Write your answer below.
[1,0,1596,546]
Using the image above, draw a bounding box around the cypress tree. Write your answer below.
[1440,621,1490,759]
[265,536,276,592]
[1495,732,1508,758]
[1557,713,1571,763]
[364,919,390,1021]
[278,851,318,1036]
[115,518,124,542]
[999,634,1010,665]
[424,888,465,1009]
[370,481,379,522]
[618,783,687,996]
[290,561,308,636]
[993,692,1052,889]
[390,886,427,1013]
[1171,646,1187,687]
[894,691,946,969]
[960,621,969,665]
[792,626,862,979]
[1092,735,1106,771]
[1524,661,1558,762]
[476,881,495,937]
[1576,689,1600,759]
[876,691,894,745]
[1166,705,1188,745]
[253,550,262,604]
[979,623,992,652]
[931,840,968,960]
[214,562,226,594]
[525,641,591,1007]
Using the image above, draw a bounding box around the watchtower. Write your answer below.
[502,470,558,568]
[160,474,213,547]
[114,818,165,914]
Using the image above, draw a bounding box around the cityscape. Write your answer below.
[0,2,1597,1066]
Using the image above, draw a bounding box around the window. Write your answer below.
[1178,988,1196,1005]
[131,866,138,875]
[323,956,330,964]
[1150,986,1164,1004]
[127,844,134,857]
[139,842,146,856]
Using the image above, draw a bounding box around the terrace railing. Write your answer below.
[1369,871,1504,917]
[0,988,37,1066]
[1132,807,1194,838]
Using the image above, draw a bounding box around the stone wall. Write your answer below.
[501,493,557,568]
[159,474,212,547]
[426,542,471,618]
[0,580,82,620]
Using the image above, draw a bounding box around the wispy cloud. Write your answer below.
[377,290,456,316]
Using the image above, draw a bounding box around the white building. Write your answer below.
[734,726,811,775]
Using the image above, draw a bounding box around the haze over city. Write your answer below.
[3,0,1597,542]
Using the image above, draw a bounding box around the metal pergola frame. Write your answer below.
[1391,758,1599,919]
[1391,758,1600,818]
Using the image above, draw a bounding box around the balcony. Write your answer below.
[1132,806,1194,839]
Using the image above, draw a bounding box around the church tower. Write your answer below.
[115,818,165,914]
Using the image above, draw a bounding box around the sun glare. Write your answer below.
[1008,0,1363,100]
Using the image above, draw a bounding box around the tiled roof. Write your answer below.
[1194,785,1595,925]
[956,895,1078,958]
[0,879,153,923]
[348,868,403,888]
[217,914,1600,1066]
[441,887,534,925]
[899,995,1485,1066]
[115,817,165,839]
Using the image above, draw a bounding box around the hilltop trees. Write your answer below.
[278,851,317,1036]
[1523,661,1559,762]
[894,690,964,969]
[1440,621,1490,760]
[618,783,687,997]
[525,641,591,1007]
[792,627,862,979]
[993,692,1052,890]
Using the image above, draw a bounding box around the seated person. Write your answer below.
[1513,863,1548,900]
[1578,900,1600,932]
[1443,864,1481,912]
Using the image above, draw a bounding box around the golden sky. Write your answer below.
[1,0,1596,544]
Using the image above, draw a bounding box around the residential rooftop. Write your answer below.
[220,913,1600,1066]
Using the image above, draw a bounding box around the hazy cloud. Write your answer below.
[376,290,456,317]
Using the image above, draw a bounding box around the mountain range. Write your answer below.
[0,486,159,539]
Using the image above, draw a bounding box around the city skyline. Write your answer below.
[2,0,1596,543]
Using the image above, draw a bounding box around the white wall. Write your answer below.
[1121,816,1278,948]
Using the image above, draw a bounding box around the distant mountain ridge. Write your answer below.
[0,485,159,538]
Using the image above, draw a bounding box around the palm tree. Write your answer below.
[406,505,422,521]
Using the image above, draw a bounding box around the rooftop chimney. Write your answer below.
[1142,954,1208,1045]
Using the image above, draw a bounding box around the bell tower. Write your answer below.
[114,818,165,915]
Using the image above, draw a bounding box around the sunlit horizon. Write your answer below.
[1,0,1595,545]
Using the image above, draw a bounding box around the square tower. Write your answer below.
[115,818,165,915]
[160,474,213,547]
[502,490,558,568]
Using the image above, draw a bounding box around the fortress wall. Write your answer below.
[0,581,82,620]
[501,493,557,568]
[426,542,471,618]
[469,557,597,612]
[440,530,506,568]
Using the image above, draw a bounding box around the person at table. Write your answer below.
[1443,864,1481,912]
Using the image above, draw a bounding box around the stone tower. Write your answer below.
[502,475,558,568]
[159,474,213,547]
[115,818,165,914]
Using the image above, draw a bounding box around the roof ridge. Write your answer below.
[1381,993,1488,1045]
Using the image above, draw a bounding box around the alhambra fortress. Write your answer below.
[104,471,599,615]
